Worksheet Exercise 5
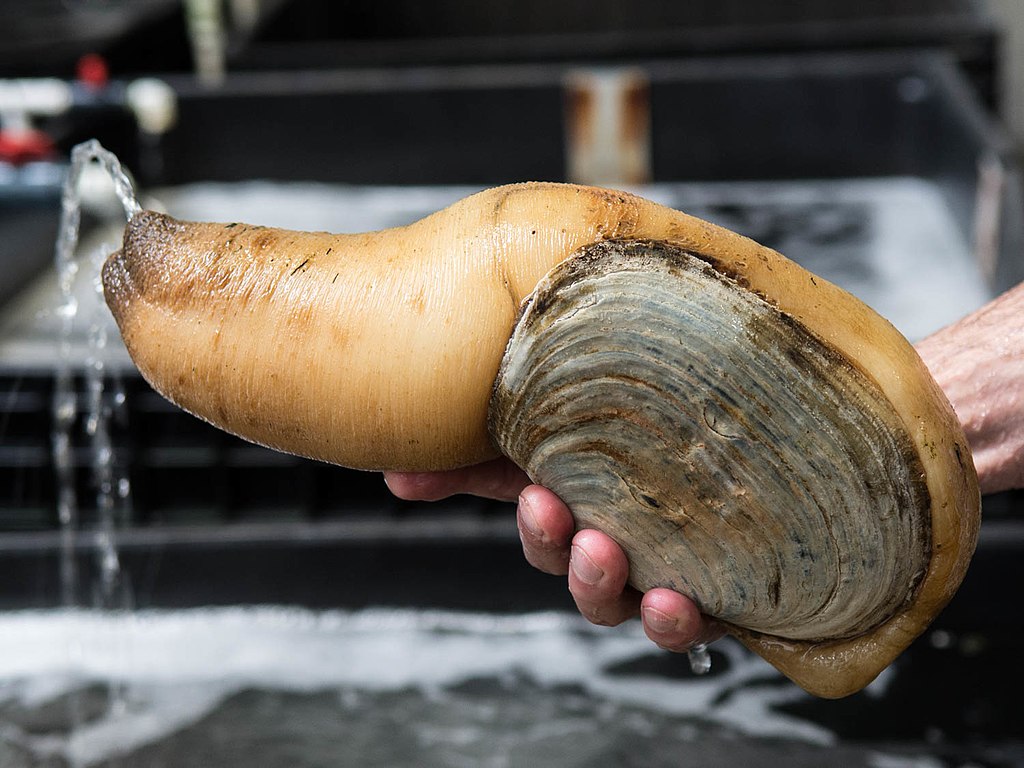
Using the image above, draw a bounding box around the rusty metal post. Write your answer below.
[564,68,651,186]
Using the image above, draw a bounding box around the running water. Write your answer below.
[50,141,141,765]
[53,139,139,611]
[52,144,140,602]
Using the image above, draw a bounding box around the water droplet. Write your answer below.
[54,391,76,426]
[56,298,78,319]
[929,629,954,650]
[100,544,121,577]
[688,643,712,675]
[57,495,75,527]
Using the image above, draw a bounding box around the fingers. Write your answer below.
[388,468,724,652]
[519,491,719,644]
[516,485,575,575]
[640,589,725,652]
[567,529,642,627]
[518,489,641,626]
[383,457,531,502]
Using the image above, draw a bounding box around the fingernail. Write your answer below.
[518,493,543,538]
[570,545,604,585]
[642,606,678,635]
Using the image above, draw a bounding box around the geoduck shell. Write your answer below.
[489,239,960,696]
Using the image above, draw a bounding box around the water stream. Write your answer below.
[53,140,139,606]
[49,140,142,766]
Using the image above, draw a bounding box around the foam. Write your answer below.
[0,606,838,764]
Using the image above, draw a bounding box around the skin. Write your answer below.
[385,280,1024,654]
[916,280,1024,496]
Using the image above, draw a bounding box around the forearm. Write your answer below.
[915,281,1024,495]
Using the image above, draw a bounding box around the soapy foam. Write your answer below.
[0,607,833,765]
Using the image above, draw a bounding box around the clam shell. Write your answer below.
[489,239,939,689]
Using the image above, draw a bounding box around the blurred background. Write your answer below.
[0,1,1022,766]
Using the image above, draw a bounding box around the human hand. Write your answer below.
[383,458,723,652]
[917,280,1024,495]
